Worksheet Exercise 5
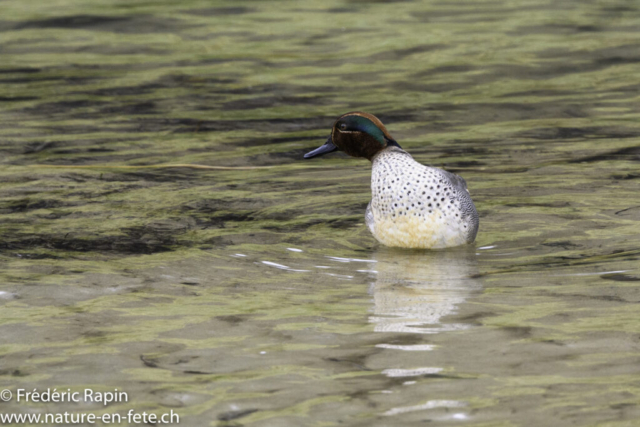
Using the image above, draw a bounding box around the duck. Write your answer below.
[304,111,479,249]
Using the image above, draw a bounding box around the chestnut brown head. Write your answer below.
[304,112,400,161]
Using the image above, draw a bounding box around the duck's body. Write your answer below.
[304,112,479,249]
[366,147,478,248]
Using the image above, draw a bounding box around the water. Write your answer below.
[1,0,640,425]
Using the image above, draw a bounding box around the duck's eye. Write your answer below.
[339,123,347,131]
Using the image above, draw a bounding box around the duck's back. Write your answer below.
[366,147,479,248]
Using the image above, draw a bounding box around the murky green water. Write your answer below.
[1,0,640,425]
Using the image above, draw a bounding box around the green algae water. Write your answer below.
[1,0,640,425]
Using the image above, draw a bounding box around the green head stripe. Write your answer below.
[351,116,386,145]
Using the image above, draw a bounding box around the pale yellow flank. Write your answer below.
[370,212,468,249]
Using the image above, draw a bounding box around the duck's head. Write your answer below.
[304,112,401,161]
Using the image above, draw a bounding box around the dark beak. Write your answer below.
[304,136,338,159]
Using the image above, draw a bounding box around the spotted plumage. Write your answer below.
[304,112,479,249]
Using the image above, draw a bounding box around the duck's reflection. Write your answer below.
[368,247,482,336]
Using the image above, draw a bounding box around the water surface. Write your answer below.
[1,0,640,425]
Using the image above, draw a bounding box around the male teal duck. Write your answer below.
[304,112,479,249]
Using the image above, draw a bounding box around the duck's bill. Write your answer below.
[304,136,337,159]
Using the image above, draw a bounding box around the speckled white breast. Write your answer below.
[366,147,479,249]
